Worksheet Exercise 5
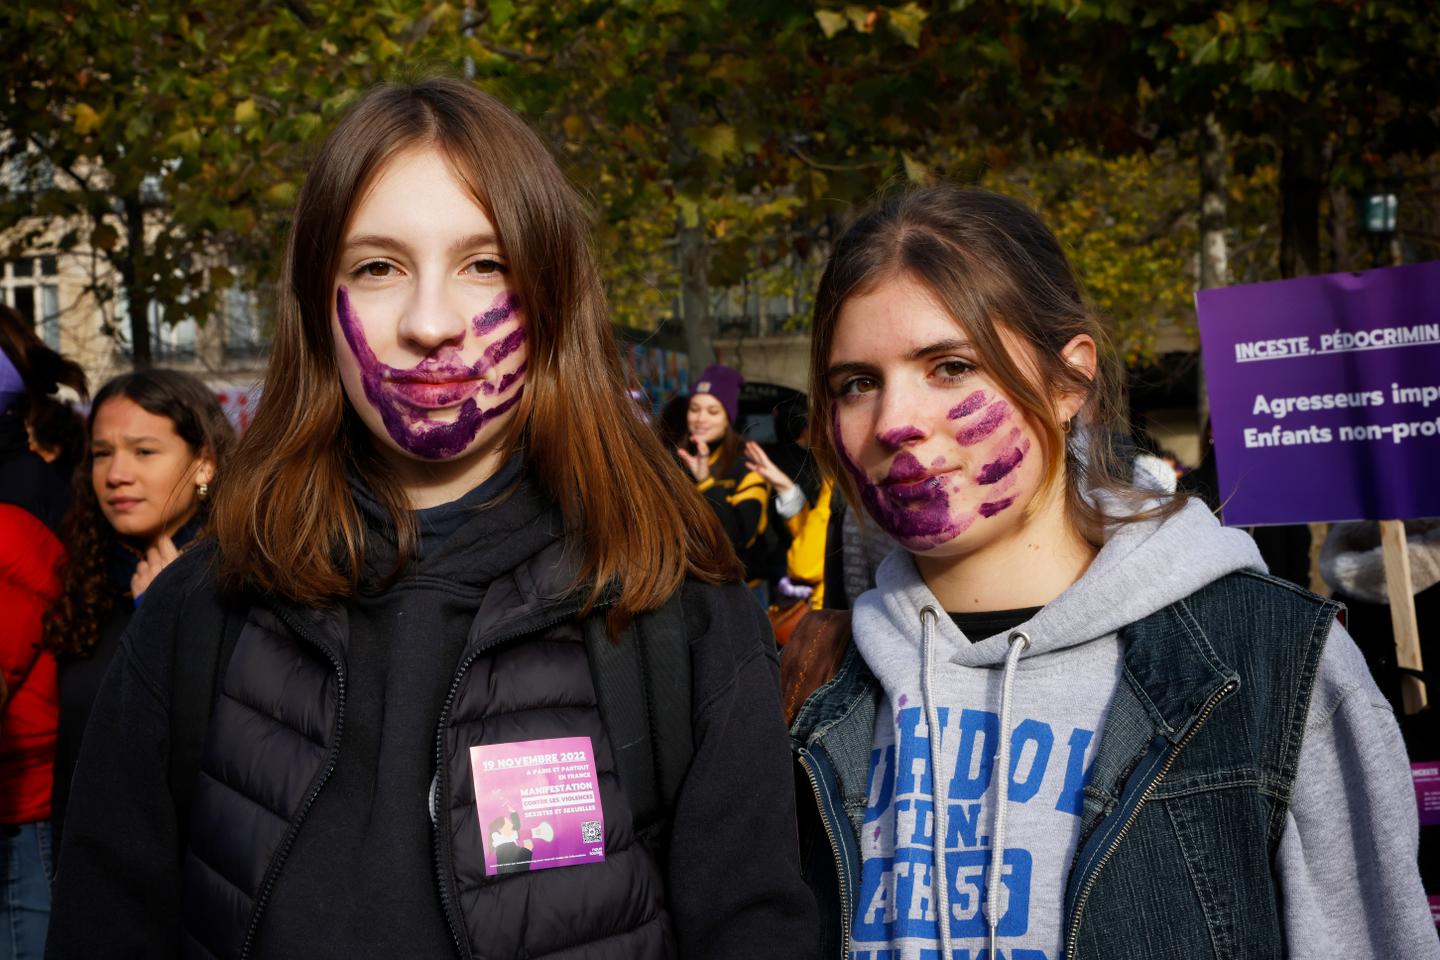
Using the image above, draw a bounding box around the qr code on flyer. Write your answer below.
[581,820,602,843]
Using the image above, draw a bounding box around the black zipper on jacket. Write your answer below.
[431,603,592,960]
[238,606,348,960]
[797,748,852,959]
[1062,679,1237,960]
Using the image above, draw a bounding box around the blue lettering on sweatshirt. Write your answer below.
[1006,719,1053,804]
[1053,727,1094,816]
[950,709,998,800]
[865,743,897,825]
[854,705,1094,958]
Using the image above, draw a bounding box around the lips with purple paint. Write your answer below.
[879,452,956,502]
[336,285,527,460]
[383,367,486,410]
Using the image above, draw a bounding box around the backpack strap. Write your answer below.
[168,594,246,849]
[582,592,692,860]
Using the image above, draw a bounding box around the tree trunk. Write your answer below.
[122,191,152,368]
[1279,140,1323,279]
[676,219,713,370]
[1198,114,1229,290]
[668,102,713,371]
[1196,113,1230,433]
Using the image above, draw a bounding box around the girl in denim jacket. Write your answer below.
[790,185,1437,960]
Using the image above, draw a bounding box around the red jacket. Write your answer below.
[0,501,64,823]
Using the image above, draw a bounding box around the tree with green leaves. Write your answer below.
[462,0,845,360]
[15,0,1424,378]
[0,0,469,366]
[468,0,1135,357]
[1016,0,1440,278]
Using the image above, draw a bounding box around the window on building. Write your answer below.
[39,286,59,349]
[112,295,197,361]
[224,286,268,359]
[13,285,35,322]
[151,301,197,360]
[2,258,62,348]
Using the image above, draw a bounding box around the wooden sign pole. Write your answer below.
[1379,519,1427,714]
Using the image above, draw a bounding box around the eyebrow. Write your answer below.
[823,361,871,381]
[906,337,973,359]
[825,338,975,379]
[92,435,163,446]
[342,232,503,256]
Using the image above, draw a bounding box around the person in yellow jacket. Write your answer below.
[675,365,774,602]
[743,440,832,610]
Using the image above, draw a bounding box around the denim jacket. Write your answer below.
[791,571,1337,960]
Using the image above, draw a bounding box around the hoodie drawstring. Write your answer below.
[918,605,953,960]
[988,629,1030,956]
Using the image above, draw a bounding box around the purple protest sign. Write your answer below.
[1414,762,1440,828]
[1196,261,1440,526]
[469,736,606,876]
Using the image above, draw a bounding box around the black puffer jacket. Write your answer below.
[47,482,816,959]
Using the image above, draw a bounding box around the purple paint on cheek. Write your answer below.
[955,401,1010,446]
[832,407,971,549]
[877,424,923,448]
[472,293,519,336]
[978,496,1016,518]
[947,390,988,421]
[481,327,525,368]
[975,437,1031,485]
[336,286,526,460]
[480,362,527,397]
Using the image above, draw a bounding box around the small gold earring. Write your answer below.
[1062,419,1072,435]
[198,481,210,499]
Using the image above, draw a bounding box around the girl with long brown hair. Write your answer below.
[789,185,1434,960]
[44,369,233,858]
[47,78,812,960]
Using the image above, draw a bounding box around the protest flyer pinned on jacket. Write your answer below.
[470,736,606,876]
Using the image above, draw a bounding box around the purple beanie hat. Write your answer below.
[0,348,24,415]
[692,364,743,426]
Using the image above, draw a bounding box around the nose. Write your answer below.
[873,383,927,450]
[396,278,468,353]
[105,454,133,487]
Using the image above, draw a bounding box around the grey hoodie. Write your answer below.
[848,498,1437,960]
